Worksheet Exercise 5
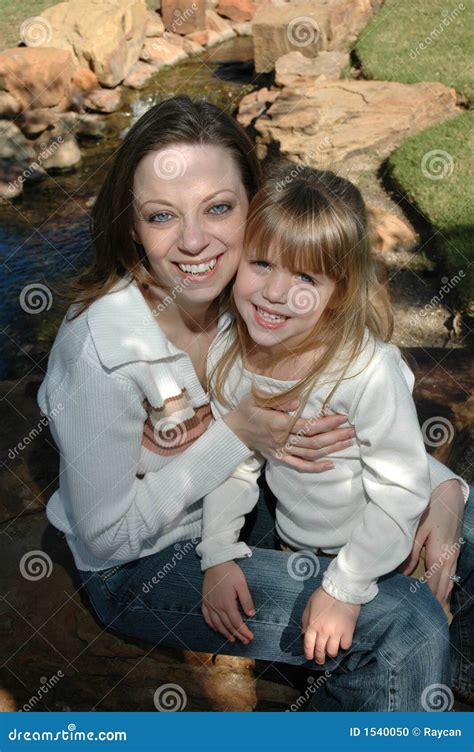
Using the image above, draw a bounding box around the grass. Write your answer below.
[386,112,473,309]
[0,0,157,52]
[355,0,474,102]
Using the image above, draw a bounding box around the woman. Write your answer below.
[38,96,472,711]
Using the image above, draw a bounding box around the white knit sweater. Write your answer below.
[37,276,252,571]
[197,324,469,604]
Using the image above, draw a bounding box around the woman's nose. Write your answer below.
[177,217,210,256]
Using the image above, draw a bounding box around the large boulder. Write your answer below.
[0,48,76,112]
[252,0,373,72]
[238,80,460,175]
[34,0,148,88]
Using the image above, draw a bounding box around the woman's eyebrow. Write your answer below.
[140,189,238,208]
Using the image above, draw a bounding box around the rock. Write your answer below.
[232,21,253,35]
[217,0,256,22]
[74,113,106,139]
[0,91,20,119]
[182,37,205,55]
[0,48,76,112]
[38,0,148,88]
[252,0,373,73]
[34,126,82,171]
[71,67,99,94]
[367,205,417,254]
[17,109,60,137]
[140,37,188,67]
[275,50,349,87]
[0,121,41,201]
[123,60,159,89]
[186,29,211,46]
[239,80,460,175]
[84,87,122,113]
[0,689,17,712]
[236,86,280,128]
[161,0,206,34]
[145,9,165,36]
[205,9,236,41]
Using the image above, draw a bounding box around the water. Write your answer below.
[0,36,255,379]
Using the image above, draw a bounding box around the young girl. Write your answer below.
[198,163,433,665]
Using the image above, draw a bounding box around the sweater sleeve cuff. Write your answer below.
[322,561,378,605]
[428,455,470,504]
[197,541,253,571]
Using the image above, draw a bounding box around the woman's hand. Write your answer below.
[302,586,361,665]
[202,561,255,644]
[398,479,465,603]
[223,393,355,473]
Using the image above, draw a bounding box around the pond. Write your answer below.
[0,36,259,379]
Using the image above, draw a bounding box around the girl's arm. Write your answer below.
[322,350,431,605]
[39,357,254,562]
[196,454,265,570]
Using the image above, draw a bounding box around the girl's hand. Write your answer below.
[223,393,355,473]
[398,479,465,603]
[302,586,361,665]
[202,561,256,644]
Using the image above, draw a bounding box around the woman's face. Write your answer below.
[133,143,249,306]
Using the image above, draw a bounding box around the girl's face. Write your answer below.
[233,249,337,354]
[133,143,249,306]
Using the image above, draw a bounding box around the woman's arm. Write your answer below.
[322,351,431,604]
[40,358,253,562]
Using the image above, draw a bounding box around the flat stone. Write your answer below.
[232,21,253,35]
[140,36,188,67]
[206,9,236,40]
[238,80,460,174]
[123,60,159,89]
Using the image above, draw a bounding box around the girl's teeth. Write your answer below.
[257,307,286,323]
[177,258,217,274]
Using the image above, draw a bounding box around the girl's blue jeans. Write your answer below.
[78,483,473,711]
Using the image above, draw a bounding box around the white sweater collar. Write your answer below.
[86,275,232,370]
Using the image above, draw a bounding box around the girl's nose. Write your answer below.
[177,217,210,256]
[263,276,289,305]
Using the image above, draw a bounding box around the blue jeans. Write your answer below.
[77,483,473,711]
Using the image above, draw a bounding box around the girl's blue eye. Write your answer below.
[209,203,230,215]
[297,272,315,285]
[149,211,172,223]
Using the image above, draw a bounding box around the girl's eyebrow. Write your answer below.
[140,189,238,208]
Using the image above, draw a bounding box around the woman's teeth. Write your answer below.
[256,306,286,324]
[177,258,217,274]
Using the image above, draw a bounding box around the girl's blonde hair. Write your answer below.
[210,162,393,424]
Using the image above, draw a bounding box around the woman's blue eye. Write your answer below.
[149,211,172,223]
[209,203,230,215]
[297,272,315,284]
[252,260,270,269]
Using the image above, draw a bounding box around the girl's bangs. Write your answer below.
[244,204,340,278]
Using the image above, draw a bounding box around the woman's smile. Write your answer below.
[173,251,225,282]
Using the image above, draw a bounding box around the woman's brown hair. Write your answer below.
[210,162,393,419]
[66,95,262,319]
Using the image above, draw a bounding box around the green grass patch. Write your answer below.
[355,0,473,102]
[387,112,473,309]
